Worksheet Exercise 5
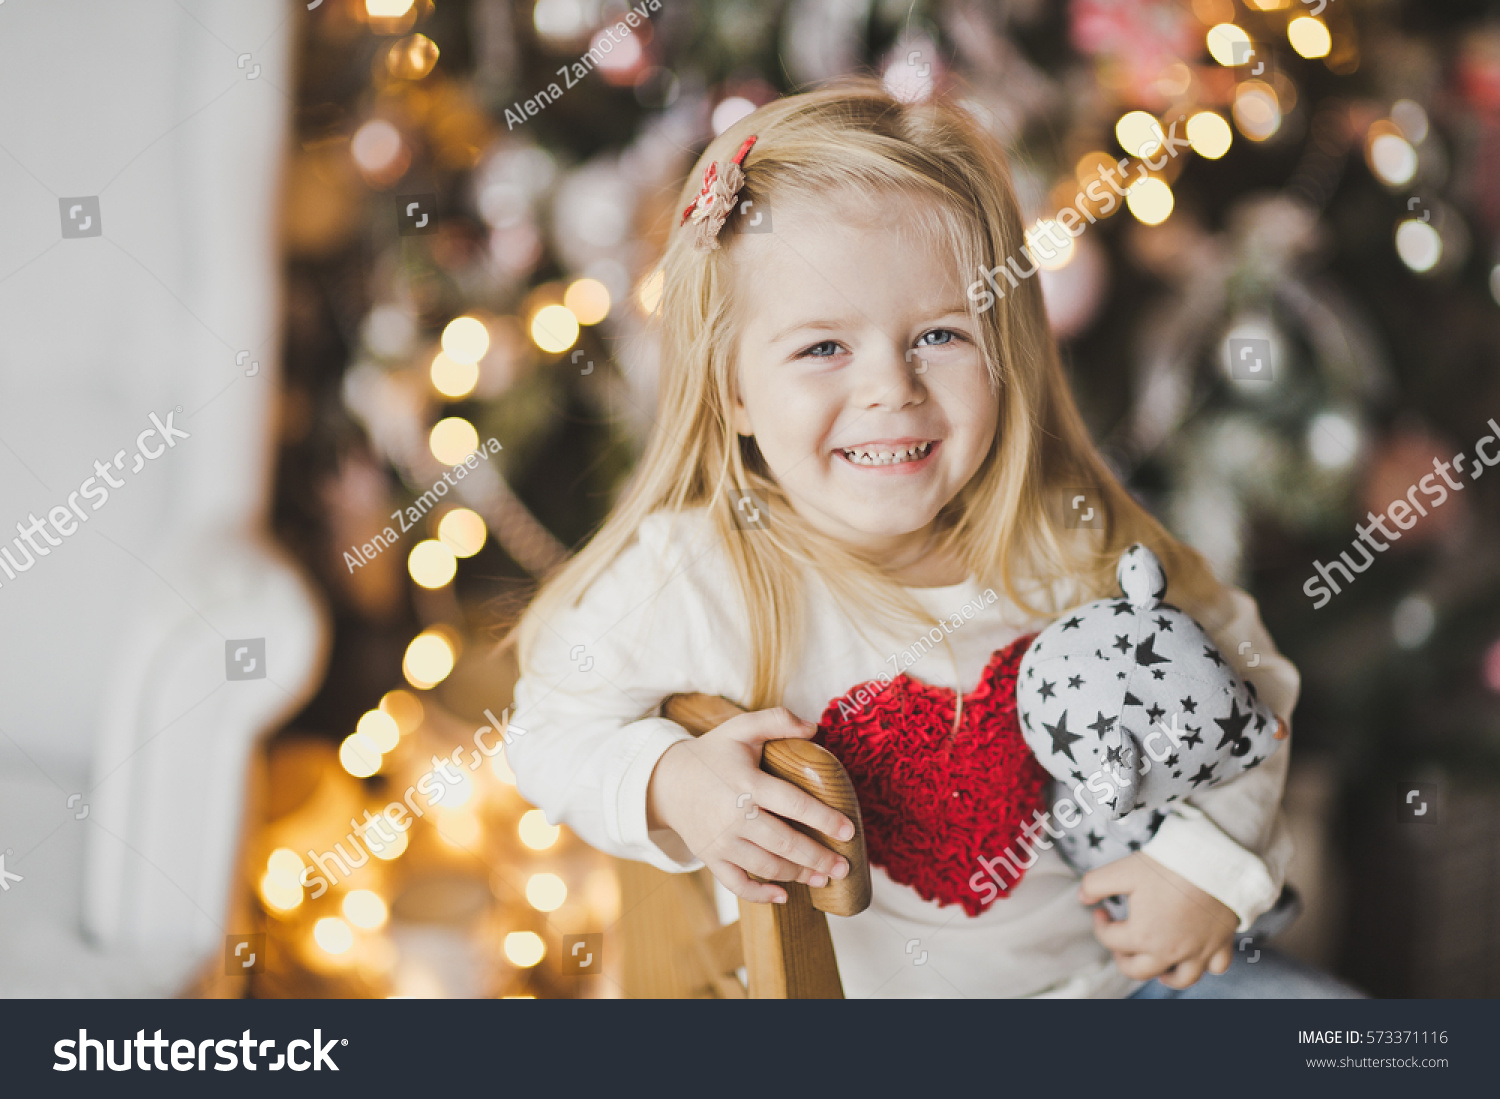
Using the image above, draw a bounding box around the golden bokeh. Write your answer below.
[564,278,612,325]
[380,689,425,735]
[430,352,480,399]
[504,931,546,967]
[529,304,580,354]
[403,630,456,689]
[438,508,488,558]
[429,416,481,464]
[408,538,458,589]
[441,316,491,365]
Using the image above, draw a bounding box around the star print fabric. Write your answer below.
[1014,543,1284,877]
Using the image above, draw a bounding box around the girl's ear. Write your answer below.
[730,393,754,437]
[728,366,755,436]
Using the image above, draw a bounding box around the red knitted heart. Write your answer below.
[815,632,1047,917]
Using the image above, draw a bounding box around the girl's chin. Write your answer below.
[822,509,940,547]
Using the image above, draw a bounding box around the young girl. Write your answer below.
[507,81,1356,998]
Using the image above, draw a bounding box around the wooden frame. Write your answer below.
[615,694,871,998]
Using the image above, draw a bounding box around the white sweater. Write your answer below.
[508,510,1296,998]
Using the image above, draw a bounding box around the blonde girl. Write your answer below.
[507,80,1350,998]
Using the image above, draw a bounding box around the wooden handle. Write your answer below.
[661,693,872,917]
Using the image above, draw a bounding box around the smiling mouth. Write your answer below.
[837,441,936,467]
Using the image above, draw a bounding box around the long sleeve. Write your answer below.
[506,515,745,873]
[1140,584,1298,931]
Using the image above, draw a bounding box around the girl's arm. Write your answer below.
[507,515,855,899]
[1137,584,1298,932]
[507,522,720,872]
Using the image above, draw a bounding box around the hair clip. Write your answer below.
[680,135,757,251]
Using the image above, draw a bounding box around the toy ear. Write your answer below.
[1117,543,1168,609]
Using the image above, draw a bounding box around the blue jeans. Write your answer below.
[1127,947,1365,999]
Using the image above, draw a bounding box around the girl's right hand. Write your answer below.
[646,707,855,904]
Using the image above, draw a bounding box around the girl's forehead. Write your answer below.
[728,198,970,329]
[731,187,961,276]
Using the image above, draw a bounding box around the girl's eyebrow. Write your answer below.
[766,302,974,345]
[768,318,847,344]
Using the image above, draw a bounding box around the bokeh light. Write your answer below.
[711,96,756,135]
[1393,595,1436,649]
[1288,16,1332,59]
[430,352,480,399]
[504,931,546,967]
[314,917,354,955]
[1395,218,1442,273]
[259,848,306,911]
[386,33,439,80]
[518,808,560,850]
[1206,23,1252,67]
[343,889,390,930]
[1126,177,1174,225]
[350,119,404,175]
[429,416,481,464]
[339,731,383,778]
[1115,111,1163,158]
[1368,132,1418,186]
[357,709,401,753]
[438,508,487,557]
[259,871,303,911]
[441,316,490,364]
[563,278,611,325]
[1390,99,1430,144]
[1308,411,1360,469]
[529,304,580,353]
[1186,111,1233,159]
[526,872,568,912]
[1233,82,1282,141]
[408,538,458,589]
[403,630,456,689]
[380,689,424,735]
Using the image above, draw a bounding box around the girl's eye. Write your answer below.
[798,340,843,359]
[915,328,963,348]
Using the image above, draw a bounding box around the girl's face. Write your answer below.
[730,189,999,559]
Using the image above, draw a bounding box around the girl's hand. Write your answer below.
[1079,852,1238,989]
[646,707,855,904]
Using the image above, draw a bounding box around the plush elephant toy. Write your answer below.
[1015,542,1288,914]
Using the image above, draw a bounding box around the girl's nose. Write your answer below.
[853,344,927,411]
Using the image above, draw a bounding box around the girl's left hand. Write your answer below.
[1079,853,1238,990]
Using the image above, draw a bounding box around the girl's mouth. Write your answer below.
[836,440,937,469]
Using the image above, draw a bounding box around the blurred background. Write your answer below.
[4,0,1499,999]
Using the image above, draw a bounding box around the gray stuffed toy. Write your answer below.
[1015,543,1288,915]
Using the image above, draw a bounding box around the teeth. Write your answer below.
[840,441,932,466]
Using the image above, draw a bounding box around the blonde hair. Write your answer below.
[513,79,1227,709]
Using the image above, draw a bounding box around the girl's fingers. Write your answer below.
[750,776,855,845]
[1090,906,1141,953]
[746,813,848,878]
[1159,959,1205,990]
[1113,952,1167,982]
[712,860,787,905]
[725,707,816,746]
[1208,945,1233,975]
[1078,861,1136,905]
[726,839,827,887]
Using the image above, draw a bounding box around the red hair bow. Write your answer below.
[679,135,757,250]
